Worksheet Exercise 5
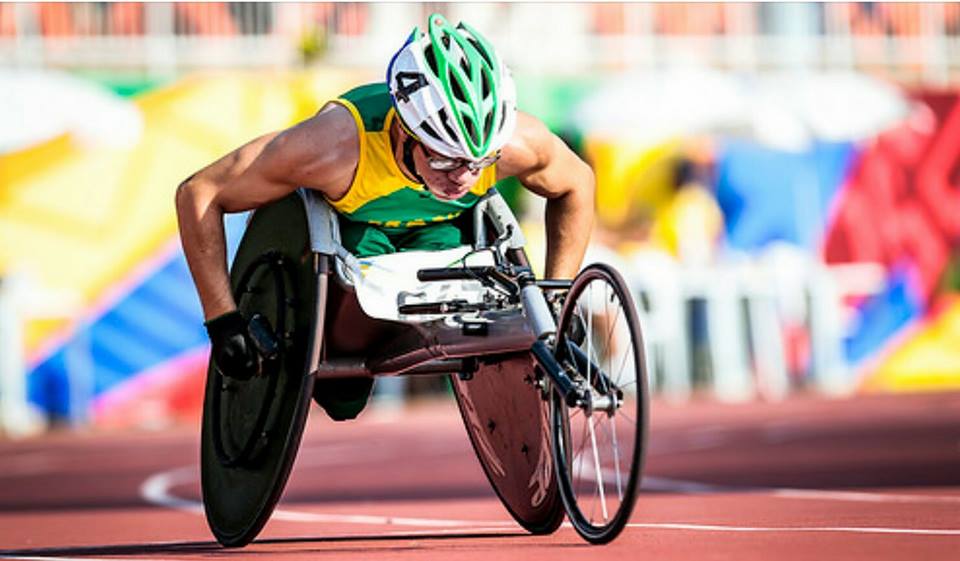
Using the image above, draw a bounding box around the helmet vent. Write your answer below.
[420,120,441,141]
[391,14,515,159]
[424,47,439,75]
[438,109,458,140]
[467,38,493,67]
[450,75,467,103]
[462,116,478,143]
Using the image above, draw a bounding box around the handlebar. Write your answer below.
[417,266,498,282]
[398,299,483,315]
[418,265,522,298]
[418,266,571,291]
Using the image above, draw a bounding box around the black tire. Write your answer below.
[200,193,318,547]
[551,263,649,544]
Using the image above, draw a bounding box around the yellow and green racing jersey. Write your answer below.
[326,83,498,235]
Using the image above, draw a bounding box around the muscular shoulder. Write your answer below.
[262,102,360,198]
[495,111,592,200]
[496,112,556,180]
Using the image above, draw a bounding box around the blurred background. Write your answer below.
[1,2,958,437]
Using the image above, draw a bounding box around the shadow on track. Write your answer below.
[0,530,531,558]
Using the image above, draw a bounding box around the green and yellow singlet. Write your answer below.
[327,83,498,234]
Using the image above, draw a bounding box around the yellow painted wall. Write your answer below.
[863,298,960,392]
[0,69,367,357]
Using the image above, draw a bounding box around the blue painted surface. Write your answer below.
[715,139,858,251]
[844,264,923,364]
[28,213,248,419]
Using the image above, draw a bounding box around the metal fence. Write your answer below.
[2,3,959,84]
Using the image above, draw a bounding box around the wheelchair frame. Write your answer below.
[201,187,646,547]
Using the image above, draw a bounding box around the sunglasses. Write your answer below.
[420,143,501,172]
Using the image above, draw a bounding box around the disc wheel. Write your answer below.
[551,263,649,544]
[200,193,317,548]
[450,353,564,536]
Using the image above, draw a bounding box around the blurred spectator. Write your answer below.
[650,140,725,266]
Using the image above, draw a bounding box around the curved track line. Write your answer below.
[140,467,960,538]
[139,465,513,528]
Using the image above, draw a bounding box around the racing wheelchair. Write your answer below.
[200,188,649,546]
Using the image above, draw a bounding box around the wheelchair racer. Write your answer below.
[175,14,595,421]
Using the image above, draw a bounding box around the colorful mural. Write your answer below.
[572,76,959,392]
[4,70,958,428]
[823,92,960,388]
[1,69,365,425]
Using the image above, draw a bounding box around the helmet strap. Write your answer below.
[402,135,427,185]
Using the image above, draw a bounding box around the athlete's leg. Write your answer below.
[314,220,393,421]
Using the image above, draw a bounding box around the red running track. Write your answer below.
[1,391,959,560]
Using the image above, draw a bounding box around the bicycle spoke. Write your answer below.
[587,294,623,384]
[587,284,594,391]
[615,410,636,426]
[587,413,608,522]
[602,292,623,379]
[574,409,590,492]
[612,334,632,388]
[608,417,624,500]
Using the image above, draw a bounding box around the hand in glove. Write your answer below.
[204,311,261,380]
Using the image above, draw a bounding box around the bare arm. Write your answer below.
[175,103,358,319]
[497,112,595,279]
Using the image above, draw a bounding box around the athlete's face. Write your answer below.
[412,143,484,201]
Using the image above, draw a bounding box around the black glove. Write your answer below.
[204,311,259,380]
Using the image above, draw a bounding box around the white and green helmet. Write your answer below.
[387,13,517,161]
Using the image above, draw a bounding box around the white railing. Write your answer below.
[1,3,959,85]
[0,275,43,438]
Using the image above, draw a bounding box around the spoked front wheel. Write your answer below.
[551,263,649,544]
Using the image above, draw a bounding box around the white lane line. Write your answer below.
[5,521,958,561]
[140,465,960,538]
[770,488,960,504]
[139,465,513,528]
[139,466,202,514]
[138,441,389,514]
[644,476,960,505]
[626,523,960,536]
[271,509,514,528]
